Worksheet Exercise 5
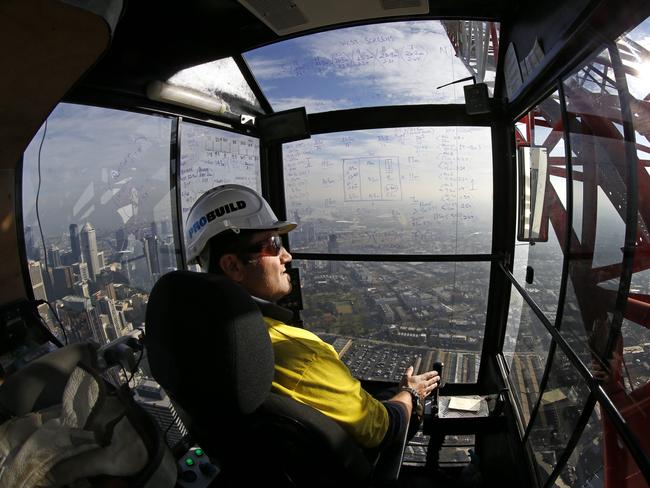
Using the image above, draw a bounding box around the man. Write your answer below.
[185,184,440,450]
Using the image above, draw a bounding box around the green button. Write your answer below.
[195,448,204,457]
[185,458,195,467]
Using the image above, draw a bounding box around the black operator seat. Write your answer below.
[145,270,384,487]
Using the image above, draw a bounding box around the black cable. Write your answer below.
[35,120,49,275]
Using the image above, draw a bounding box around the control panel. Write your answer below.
[176,447,219,487]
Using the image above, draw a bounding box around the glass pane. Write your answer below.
[22,103,178,343]
[514,91,566,322]
[556,399,650,488]
[292,260,489,382]
[528,346,591,485]
[245,20,499,113]
[179,121,261,229]
[560,46,629,367]
[168,57,263,116]
[553,405,603,487]
[21,104,189,448]
[284,127,493,254]
[503,288,552,427]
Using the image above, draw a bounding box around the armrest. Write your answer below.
[371,413,410,483]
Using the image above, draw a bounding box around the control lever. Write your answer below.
[431,361,444,417]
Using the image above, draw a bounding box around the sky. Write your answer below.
[22,105,174,240]
[244,20,497,113]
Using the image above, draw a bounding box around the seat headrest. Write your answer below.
[145,271,274,417]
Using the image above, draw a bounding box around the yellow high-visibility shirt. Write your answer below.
[264,317,389,449]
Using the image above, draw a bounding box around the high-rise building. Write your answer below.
[115,228,127,252]
[80,222,100,280]
[328,234,340,273]
[25,225,41,261]
[52,266,74,300]
[47,246,62,268]
[73,261,90,282]
[94,295,124,335]
[97,250,105,270]
[158,240,177,272]
[69,223,81,263]
[143,235,161,276]
[60,295,103,344]
[103,282,117,301]
[133,380,188,448]
[28,261,48,301]
[73,281,90,298]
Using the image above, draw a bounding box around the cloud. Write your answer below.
[245,21,488,110]
[271,96,352,113]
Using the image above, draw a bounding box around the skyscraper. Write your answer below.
[69,223,81,263]
[47,246,62,268]
[328,234,340,273]
[73,261,90,282]
[80,222,100,280]
[24,225,41,261]
[133,380,188,448]
[143,234,161,276]
[28,261,47,301]
[52,266,74,300]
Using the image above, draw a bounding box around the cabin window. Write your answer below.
[22,103,178,347]
[513,92,567,322]
[284,125,492,383]
[503,292,552,428]
[178,121,261,241]
[244,20,500,113]
[527,346,592,486]
[292,259,490,383]
[284,127,493,254]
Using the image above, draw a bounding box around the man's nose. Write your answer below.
[280,246,292,263]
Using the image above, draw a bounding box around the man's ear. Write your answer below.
[219,254,245,282]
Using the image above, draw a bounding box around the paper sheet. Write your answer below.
[448,396,482,412]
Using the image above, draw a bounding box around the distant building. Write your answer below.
[47,246,62,268]
[328,234,340,273]
[28,261,47,301]
[52,266,74,300]
[97,250,106,270]
[134,379,188,448]
[73,281,90,298]
[94,295,124,335]
[25,225,41,260]
[73,261,90,282]
[80,222,100,280]
[159,240,176,272]
[69,223,82,263]
[60,295,103,344]
[143,235,161,276]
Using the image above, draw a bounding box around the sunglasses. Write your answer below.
[240,235,283,258]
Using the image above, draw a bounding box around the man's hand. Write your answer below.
[400,365,440,401]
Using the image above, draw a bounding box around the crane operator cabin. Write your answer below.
[1,0,650,487]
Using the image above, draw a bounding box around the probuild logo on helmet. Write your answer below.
[188,200,247,238]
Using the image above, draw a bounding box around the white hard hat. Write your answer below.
[185,184,296,265]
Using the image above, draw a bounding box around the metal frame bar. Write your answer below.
[233,54,274,115]
[169,116,185,269]
[290,252,496,262]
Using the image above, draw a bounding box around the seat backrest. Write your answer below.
[145,270,373,486]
